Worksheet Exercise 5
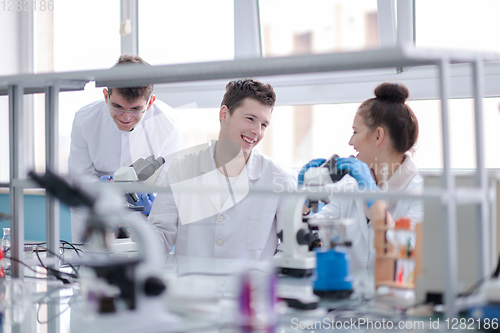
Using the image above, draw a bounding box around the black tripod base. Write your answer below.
[314,289,353,300]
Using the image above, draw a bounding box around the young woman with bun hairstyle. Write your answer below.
[303,82,423,282]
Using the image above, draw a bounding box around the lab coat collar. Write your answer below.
[245,149,262,181]
[199,141,251,212]
[200,142,217,174]
[361,153,419,216]
[200,141,262,181]
[385,154,418,192]
[384,153,419,211]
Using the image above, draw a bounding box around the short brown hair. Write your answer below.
[221,78,276,115]
[358,82,419,154]
[108,55,154,102]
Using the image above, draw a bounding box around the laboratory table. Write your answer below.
[0,254,470,333]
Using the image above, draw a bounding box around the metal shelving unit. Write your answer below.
[1,45,499,319]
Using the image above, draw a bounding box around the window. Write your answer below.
[408,98,500,169]
[33,0,120,174]
[6,0,500,182]
[166,103,359,169]
[260,98,500,170]
[51,1,120,72]
[260,104,359,168]
[259,0,379,57]
[171,106,221,151]
[138,0,234,65]
[415,0,500,52]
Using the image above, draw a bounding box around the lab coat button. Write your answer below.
[216,239,224,246]
[217,215,224,222]
[218,278,225,286]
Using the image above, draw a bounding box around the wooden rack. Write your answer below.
[375,220,423,290]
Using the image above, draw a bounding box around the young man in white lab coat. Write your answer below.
[147,79,297,260]
[68,55,180,242]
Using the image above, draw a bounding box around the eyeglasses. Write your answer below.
[106,95,151,114]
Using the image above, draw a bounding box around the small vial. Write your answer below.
[2,228,10,252]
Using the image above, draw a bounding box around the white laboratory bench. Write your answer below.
[0,249,449,333]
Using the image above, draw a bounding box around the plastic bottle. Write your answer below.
[2,228,10,257]
[1,229,9,251]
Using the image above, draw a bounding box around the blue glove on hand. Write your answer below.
[336,157,377,208]
[98,175,114,182]
[298,158,326,186]
[135,193,156,215]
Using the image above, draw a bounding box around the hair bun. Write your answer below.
[374,82,409,103]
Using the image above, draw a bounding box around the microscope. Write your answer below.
[114,155,165,207]
[29,170,179,333]
[274,155,353,303]
[309,217,354,299]
[112,155,165,238]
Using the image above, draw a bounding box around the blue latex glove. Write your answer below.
[336,157,378,208]
[135,193,156,215]
[98,175,114,182]
[298,158,326,186]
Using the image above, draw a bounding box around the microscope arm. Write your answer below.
[120,211,165,290]
[281,194,310,256]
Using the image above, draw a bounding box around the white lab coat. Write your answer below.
[68,99,181,242]
[314,154,423,273]
[147,142,297,261]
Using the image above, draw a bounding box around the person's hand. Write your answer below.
[98,175,114,182]
[135,193,156,215]
[298,158,326,186]
[336,157,377,207]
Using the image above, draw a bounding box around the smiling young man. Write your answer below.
[147,78,297,260]
[68,55,180,242]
